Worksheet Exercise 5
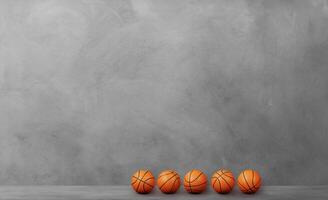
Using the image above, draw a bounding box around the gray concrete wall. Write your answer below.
[0,0,328,185]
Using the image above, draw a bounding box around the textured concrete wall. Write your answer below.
[1,0,328,185]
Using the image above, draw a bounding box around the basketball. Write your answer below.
[211,169,235,193]
[183,169,207,193]
[157,169,180,194]
[237,169,261,194]
[131,169,155,194]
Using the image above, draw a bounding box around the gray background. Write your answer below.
[0,0,328,185]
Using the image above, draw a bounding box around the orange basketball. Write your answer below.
[237,169,261,194]
[131,169,155,194]
[183,169,207,193]
[157,169,180,193]
[211,169,235,193]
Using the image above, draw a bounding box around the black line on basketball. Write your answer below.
[249,177,261,191]
[215,171,233,180]
[216,171,234,179]
[254,180,261,189]
[212,177,218,188]
[134,170,140,190]
[188,170,193,193]
[143,177,155,183]
[242,171,253,193]
[169,176,179,193]
[132,176,153,187]
[136,170,149,192]
[251,170,255,189]
[220,176,232,190]
[190,172,204,183]
[237,180,249,192]
[158,171,175,179]
[218,177,222,192]
[131,178,138,185]
[188,180,207,187]
[184,178,189,183]
[160,174,178,189]
[142,181,146,193]
[142,177,153,193]
[132,176,154,182]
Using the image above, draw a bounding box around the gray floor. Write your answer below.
[0,186,327,200]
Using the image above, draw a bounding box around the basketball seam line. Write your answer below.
[137,170,140,185]
[242,171,253,193]
[136,170,142,192]
[158,171,174,178]
[133,179,153,189]
[169,177,179,193]
[218,177,222,192]
[249,171,261,190]
[132,176,154,187]
[216,171,234,179]
[216,171,234,180]
[252,170,255,190]
[190,172,204,183]
[220,169,232,175]
[131,177,138,185]
[249,184,259,191]
[131,170,141,187]
[238,180,250,191]
[136,170,149,192]
[253,180,261,189]
[248,177,261,191]
[220,176,233,191]
[189,188,205,193]
[212,177,219,188]
[159,174,178,190]
[212,173,233,191]
[243,172,254,193]
[131,179,138,185]
[142,180,146,193]
[133,176,155,186]
[188,170,193,193]
[213,172,234,181]
[132,176,153,185]
[158,171,175,179]
[212,177,226,192]
[183,180,207,187]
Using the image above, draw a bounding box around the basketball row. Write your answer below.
[131,168,261,194]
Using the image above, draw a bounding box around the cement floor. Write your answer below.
[0,185,326,200]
